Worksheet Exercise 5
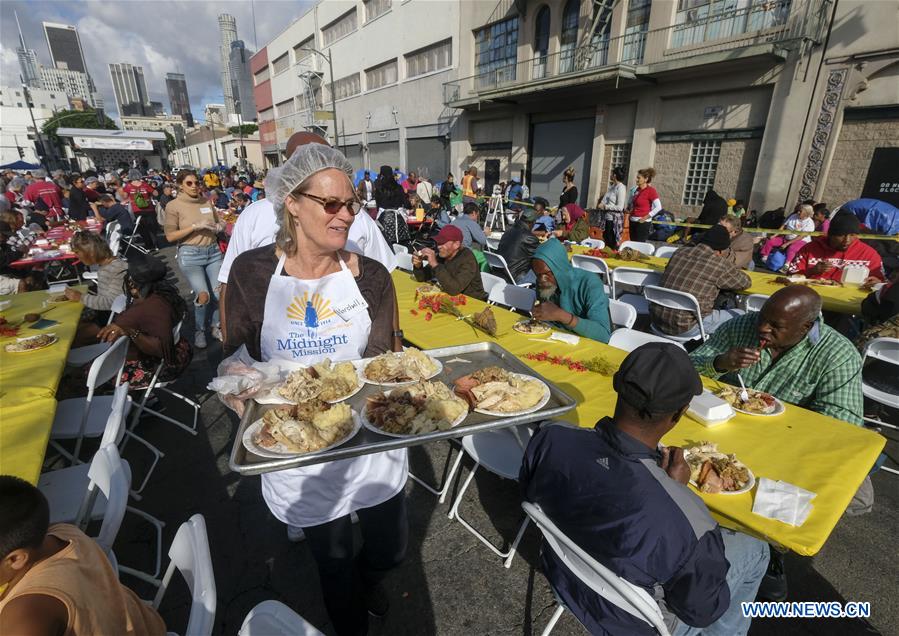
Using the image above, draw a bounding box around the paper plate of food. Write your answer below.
[360,347,443,386]
[362,380,469,438]
[256,359,364,405]
[513,319,552,336]
[242,400,361,458]
[415,284,442,297]
[453,366,550,417]
[774,275,842,287]
[715,385,785,416]
[684,442,755,495]
[45,293,71,304]
[5,333,58,353]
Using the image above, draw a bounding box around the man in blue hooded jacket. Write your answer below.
[531,238,611,343]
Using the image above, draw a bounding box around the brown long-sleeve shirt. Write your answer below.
[413,247,487,301]
[224,244,397,361]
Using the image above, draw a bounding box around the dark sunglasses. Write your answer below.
[182,180,198,186]
[295,192,361,216]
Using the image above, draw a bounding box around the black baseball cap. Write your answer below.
[613,343,702,415]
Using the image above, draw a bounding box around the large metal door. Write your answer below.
[528,118,594,207]
[406,137,448,180]
[368,141,400,171]
[340,145,363,172]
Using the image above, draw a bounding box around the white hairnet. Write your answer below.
[268,143,353,215]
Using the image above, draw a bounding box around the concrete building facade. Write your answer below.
[40,67,101,108]
[120,114,187,147]
[442,0,899,214]
[0,85,70,165]
[109,62,150,117]
[253,0,460,175]
[172,126,262,171]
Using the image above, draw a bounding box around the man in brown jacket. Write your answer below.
[412,225,487,300]
[720,215,755,269]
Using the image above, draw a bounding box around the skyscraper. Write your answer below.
[40,67,100,107]
[109,62,150,116]
[229,40,257,122]
[166,73,194,127]
[15,11,41,88]
[218,14,238,117]
[43,22,88,74]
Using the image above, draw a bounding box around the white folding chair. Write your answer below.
[40,384,166,582]
[579,238,605,249]
[619,240,655,256]
[480,271,507,297]
[106,220,122,256]
[608,328,685,352]
[448,427,533,568]
[66,294,129,366]
[488,283,536,313]
[644,285,708,343]
[485,251,519,285]
[50,336,129,462]
[522,502,670,636]
[121,215,149,255]
[395,251,414,271]
[862,338,899,438]
[654,245,678,259]
[571,254,611,293]
[485,237,501,252]
[744,293,769,312]
[128,322,200,437]
[392,243,409,255]
[610,267,661,315]
[240,601,325,636]
[152,514,217,636]
[608,299,637,329]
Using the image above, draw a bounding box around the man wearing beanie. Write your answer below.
[789,212,885,284]
[521,343,769,636]
[651,224,751,337]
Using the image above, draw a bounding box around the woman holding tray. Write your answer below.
[223,143,406,636]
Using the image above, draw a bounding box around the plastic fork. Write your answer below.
[736,373,750,403]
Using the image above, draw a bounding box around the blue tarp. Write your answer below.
[0,160,41,170]
[838,198,899,235]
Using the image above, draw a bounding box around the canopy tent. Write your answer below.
[0,160,42,170]
[837,198,899,235]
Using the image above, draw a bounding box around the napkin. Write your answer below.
[752,477,816,526]
[549,332,580,345]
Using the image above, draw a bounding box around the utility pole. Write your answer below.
[235,100,246,170]
[209,122,221,167]
[20,77,49,171]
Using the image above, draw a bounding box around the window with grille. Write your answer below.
[271,53,289,75]
[322,9,357,46]
[405,39,452,79]
[254,66,270,85]
[682,140,721,205]
[366,60,398,90]
[610,143,631,173]
[276,98,295,118]
[475,17,519,82]
[364,0,391,21]
[330,73,361,100]
[294,37,314,64]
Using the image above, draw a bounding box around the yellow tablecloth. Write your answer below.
[569,245,868,314]
[392,270,885,556]
[0,290,83,483]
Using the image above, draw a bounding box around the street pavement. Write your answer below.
[108,245,897,636]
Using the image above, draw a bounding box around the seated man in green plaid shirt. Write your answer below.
[689,285,863,425]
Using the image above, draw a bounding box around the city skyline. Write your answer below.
[0,0,311,124]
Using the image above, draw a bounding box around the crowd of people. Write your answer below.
[1,134,896,636]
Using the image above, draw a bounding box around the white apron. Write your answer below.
[259,253,408,527]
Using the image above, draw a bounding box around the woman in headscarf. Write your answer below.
[94,255,192,389]
[222,145,407,636]
[553,203,589,243]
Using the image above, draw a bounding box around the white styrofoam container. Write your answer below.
[688,391,735,427]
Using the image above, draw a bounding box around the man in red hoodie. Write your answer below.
[23,170,64,223]
[123,169,159,250]
[790,213,884,285]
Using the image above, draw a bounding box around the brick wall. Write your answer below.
[715,138,761,208]
[821,118,899,207]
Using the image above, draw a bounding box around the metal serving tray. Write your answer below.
[229,342,576,475]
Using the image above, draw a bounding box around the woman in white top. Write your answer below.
[222,144,407,635]
[595,167,628,249]
[760,203,816,266]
